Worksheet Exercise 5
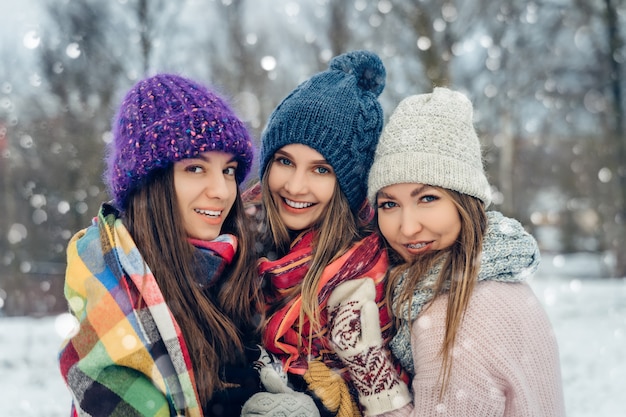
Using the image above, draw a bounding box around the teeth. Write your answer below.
[407,242,427,249]
[195,209,221,217]
[284,198,313,209]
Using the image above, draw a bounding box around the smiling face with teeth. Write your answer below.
[376,183,461,262]
[173,151,239,241]
[267,144,337,232]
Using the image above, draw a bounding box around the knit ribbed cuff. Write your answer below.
[359,380,412,416]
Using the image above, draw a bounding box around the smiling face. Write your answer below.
[267,144,337,232]
[376,183,461,262]
[173,151,238,241]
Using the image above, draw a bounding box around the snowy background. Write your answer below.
[1,253,624,417]
[1,1,624,415]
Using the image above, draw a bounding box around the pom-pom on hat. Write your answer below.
[105,73,254,210]
[259,50,386,212]
[368,87,492,206]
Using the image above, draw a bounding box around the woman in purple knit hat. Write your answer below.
[58,74,317,416]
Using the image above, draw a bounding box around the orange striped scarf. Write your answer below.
[259,231,394,380]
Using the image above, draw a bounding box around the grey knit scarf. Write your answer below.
[389,211,541,374]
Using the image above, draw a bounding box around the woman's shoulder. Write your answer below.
[67,223,103,269]
[426,280,538,314]
[470,281,542,313]
[465,281,546,324]
[463,281,556,351]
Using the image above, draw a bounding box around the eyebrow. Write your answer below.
[410,184,432,197]
[275,149,329,165]
[377,184,432,200]
[189,154,237,164]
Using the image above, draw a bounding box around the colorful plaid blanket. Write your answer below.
[59,203,202,417]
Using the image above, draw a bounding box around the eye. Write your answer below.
[185,165,204,174]
[420,194,439,203]
[314,166,332,175]
[377,201,397,210]
[274,156,292,166]
[224,166,237,176]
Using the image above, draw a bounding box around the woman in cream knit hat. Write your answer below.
[327,87,566,416]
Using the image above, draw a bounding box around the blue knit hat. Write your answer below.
[105,73,254,210]
[259,50,386,212]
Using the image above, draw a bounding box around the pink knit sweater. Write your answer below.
[380,281,566,417]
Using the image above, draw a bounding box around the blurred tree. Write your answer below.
[602,0,626,276]
[376,0,625,275]
[202,0,274,135]
[2,0,626,316]
[38,0,127,230]
[0,0,132,315]
[544,0,626,275]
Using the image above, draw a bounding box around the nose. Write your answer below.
[399,207,423,237]
[283,168,309,195]
[207,173,231,200]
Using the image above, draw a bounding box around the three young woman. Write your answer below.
[329,87,566,416]
[59,74,265,416]
[59,68,564,417]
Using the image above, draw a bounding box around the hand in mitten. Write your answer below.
[327,278,411,416]
[241,391,320,417]
[241,346,321,417]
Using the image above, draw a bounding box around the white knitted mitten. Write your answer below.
[241,347,320,417]
[327,278,411,416]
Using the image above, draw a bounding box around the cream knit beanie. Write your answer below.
[367,87,492,206]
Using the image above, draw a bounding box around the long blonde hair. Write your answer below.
[260,166,366,337]
[384,189,487,396]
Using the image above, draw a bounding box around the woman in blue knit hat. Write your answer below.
[58,74,316,416]
[327,88,565,416]
[239,50,412,417]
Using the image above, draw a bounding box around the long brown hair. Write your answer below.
[260,165,365,335]
[384,189,487,396]
[124,167,262,404]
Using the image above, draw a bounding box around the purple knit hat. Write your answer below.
[105,73,254,210]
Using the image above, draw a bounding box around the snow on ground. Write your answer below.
[0,314,70,416]
[0,253,625,416]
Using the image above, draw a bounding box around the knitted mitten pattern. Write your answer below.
[327,278,411,416]
[241,391,319,417]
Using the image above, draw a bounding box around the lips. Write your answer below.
[194,208,222,217]
[404,241,433,255]
[193,208,225,226]
[283,197,314,209]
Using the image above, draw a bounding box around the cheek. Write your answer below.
[441,209,462,245]
[266,167,283,193]
[226,182,238,206]
[173,182,188,208]
[318,178,336,202]
[377,213,394,240]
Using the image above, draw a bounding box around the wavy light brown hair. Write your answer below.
[124,167,262,404]
[383,188,487,396]
[259,165,368,337]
